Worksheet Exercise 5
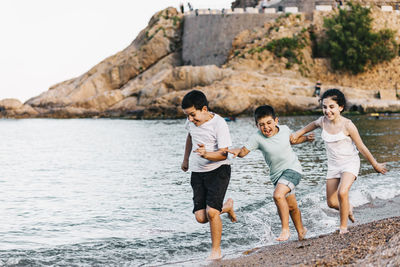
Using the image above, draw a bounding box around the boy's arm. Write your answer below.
[290,132,315,145]
[347,121,387,174]
[194,144,229,161]
[228,146,250,158]
[181,133,192,172]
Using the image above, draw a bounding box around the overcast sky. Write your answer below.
[0,0,232,102]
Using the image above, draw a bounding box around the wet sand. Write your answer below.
[210,196,400,267]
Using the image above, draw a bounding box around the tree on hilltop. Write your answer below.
[319,1,398,74]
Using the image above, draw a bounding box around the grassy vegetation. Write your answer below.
[319,1,398,74]
[146,27,166,41]
[265,32,308,68]
[172,16,181,26]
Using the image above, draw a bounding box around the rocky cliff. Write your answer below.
[1,6,400,119]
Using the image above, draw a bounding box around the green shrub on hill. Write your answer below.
[320,1,398,74]
[266,33,308,68]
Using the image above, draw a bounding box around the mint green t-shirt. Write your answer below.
[244,125,302,185]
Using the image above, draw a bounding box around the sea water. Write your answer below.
[0,116,399,266]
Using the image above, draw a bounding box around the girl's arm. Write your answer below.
[290,118,321,143]
[347,121,387,174]
[228,146,250,158]
[290,132,315,145]
[181,133,192,172]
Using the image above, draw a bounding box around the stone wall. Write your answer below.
[182,13,279,66]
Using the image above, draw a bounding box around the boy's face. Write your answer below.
[183,106,210,126]
[256,116,279,137]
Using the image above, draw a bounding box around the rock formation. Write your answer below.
[0,98,38,118]
[21,8,184,118]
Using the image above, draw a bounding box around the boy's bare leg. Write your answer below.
[287,194,307,240]
[273,184,291,241]
[194,209,208,224]
[221,198,237,222]
[206,206,223,260]
[337,173,356,234]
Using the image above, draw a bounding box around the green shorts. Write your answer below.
[275,169,302,196]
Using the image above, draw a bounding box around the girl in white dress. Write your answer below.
[291,89,387,234]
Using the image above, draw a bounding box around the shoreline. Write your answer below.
[1,111,400,120]
[209,195,400,267]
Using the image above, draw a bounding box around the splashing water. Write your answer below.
[0,115,398,266]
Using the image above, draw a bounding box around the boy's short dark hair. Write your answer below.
[181,90,208,110]
[320,88,346,110]
[254,105,276,124]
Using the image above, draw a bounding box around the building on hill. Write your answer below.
[266,0,336,14]
[230,0,338,14]
[231,0,400,11]
[231,0,259,9]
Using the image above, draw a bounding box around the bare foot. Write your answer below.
[349,205,355,223]
[276,229,290,241]
[207,249,222,260]
[339,228,349,234]
[223,198,237,223]
[298,227,307,241]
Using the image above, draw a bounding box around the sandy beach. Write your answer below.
[210,195,400,267]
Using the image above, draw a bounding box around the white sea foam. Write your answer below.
[351,173,400,206]
[241,207,276,246]
[349,190,370,207]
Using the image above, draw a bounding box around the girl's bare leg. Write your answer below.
[326,178,340,210]
[326,177,355,225]
[348,204,355,223]
[337,172,356,234]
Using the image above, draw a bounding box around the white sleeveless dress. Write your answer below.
[321,119,360,179]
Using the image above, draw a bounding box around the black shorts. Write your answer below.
[191,164,231,213]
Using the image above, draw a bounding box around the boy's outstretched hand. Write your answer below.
[373,162,388,174]
[290,132,301,143]
[194,143,207,157]
[306,132,315,142]
[227,148,241,158]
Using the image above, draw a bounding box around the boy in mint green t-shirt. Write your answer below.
[228,105,314,241]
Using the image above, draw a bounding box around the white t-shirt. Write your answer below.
[185,113,232,172]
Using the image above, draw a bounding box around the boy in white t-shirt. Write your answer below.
[229,105,314,242]
[181,90,237,260]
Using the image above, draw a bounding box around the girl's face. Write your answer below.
[322,97,343,121]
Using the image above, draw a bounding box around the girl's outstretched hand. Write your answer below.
[373,162,388,174]
[290,132,301,143]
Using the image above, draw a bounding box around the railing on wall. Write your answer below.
[183,3,400,16]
